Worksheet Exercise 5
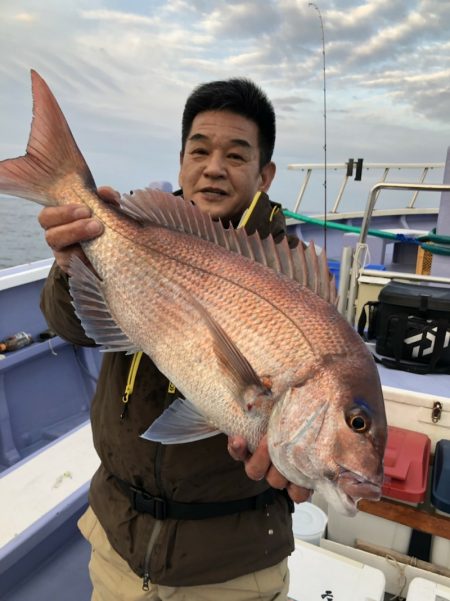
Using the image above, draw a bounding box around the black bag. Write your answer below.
[358,281,450,374]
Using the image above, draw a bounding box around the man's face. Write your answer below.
[178,110,276,221]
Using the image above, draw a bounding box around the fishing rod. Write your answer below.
[308,2,328,253]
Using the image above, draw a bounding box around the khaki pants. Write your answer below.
[78,506,290,601]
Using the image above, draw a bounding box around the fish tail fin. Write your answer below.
[0,69,96,206]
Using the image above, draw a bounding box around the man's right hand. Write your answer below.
[38,187,120,273]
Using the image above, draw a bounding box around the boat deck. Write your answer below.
[3,535,91,601]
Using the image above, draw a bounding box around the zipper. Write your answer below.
[121,352,143,419]
[142,380,178,589]
[142,521,163,590]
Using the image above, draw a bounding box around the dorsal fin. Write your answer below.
[120,188,337,304]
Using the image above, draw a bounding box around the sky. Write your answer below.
[0,0,449,213]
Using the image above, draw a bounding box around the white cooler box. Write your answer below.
[406,577,450,600]
[288,539,385,601]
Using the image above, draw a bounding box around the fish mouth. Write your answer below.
[337,468,382,513]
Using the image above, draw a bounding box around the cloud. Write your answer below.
[202,1,281,38]
[13,12,37,23]
[81,9,157,25]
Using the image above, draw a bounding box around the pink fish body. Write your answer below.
[0,71,387,515]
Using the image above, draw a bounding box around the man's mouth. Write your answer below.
[199,187,228,197]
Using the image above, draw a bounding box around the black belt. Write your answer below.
[114,477,293,520]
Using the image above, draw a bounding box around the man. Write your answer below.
[39,78,310,601]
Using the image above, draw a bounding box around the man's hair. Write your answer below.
[181,78,276,168]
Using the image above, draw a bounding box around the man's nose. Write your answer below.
[204,151,226,177]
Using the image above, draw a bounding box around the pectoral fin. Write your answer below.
[193,297,274,413]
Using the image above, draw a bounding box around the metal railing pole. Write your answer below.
[345,182,450,324]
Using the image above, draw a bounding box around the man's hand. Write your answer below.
[228,435,312,503]
[38,186,120,273]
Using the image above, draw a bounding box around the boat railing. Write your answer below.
[345,182,450,323]
[0,257,53,292]
[288,162,445,214]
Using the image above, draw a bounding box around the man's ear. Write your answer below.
[178,150,184,188]
[259,161,276,192]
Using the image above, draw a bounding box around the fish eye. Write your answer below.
[345,407,371,433]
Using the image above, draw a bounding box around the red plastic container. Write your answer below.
[382,426,431,503]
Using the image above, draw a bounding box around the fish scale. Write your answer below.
[81,214,364,448]
[72,202,314,438]
[99,241,264,435]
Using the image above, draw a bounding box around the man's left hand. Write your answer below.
[228,435,312,503]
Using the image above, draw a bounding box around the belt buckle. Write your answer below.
[135,488,167,520]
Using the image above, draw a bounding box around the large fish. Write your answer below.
[0,71,387,515]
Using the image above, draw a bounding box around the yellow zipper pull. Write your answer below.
[121,351,143,419]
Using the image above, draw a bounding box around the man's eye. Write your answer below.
[192,148,208,156]
[228,153,244,161]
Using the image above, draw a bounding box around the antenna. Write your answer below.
[308,2,327,250]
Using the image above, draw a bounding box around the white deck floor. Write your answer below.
[0,422,99,547]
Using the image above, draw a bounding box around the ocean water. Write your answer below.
[0,195,52,269]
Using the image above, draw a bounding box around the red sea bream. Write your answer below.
[0,71,387,515]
